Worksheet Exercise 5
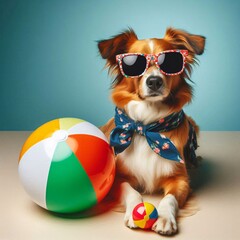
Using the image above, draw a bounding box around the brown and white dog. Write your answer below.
[98,28,205,235]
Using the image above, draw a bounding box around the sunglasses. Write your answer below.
[116,50,188,78]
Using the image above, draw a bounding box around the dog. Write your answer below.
[98,27,205,235]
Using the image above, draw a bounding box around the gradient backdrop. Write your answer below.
[0,0,240,130]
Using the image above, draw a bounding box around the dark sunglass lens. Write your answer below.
[121,55,147,76]
[158,52,183,74]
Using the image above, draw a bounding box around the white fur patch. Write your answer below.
[157,194,178,218]
[119,134,175,193]
[152,194,178,235]
[148,39,154,53]
[121,182,142,228]
[118,100,176,193]
[125,100,171,124]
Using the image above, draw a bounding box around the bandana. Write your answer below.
[110,107,197,164]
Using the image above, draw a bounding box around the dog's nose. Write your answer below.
[146,76,163,91]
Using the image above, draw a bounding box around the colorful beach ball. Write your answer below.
[132,202,158,229]
[18,118,115,213]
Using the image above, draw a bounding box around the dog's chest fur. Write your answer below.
[117,100,177,193]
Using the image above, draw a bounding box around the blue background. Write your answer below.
[0,0,240,130]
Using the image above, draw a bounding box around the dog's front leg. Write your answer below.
[120,182,143,228]
[152,176,190,235]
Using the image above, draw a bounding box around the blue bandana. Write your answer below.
[110,107,197,164]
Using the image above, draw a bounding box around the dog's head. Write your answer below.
[98,28,205,112]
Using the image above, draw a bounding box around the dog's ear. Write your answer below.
[98,29,138,66]
[164,28,205,55]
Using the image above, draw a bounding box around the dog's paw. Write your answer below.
[124,212,138,229]
[152,215,177,235]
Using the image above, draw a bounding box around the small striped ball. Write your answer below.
[18,118,115,213]
[132,202,158,229]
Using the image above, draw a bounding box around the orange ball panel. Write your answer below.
[66,134,115,202]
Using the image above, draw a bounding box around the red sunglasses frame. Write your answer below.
[116,49,188,78]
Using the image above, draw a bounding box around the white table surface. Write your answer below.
[1,131,240,240]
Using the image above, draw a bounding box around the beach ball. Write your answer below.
[18,118,115,213]
[132,202,158,229]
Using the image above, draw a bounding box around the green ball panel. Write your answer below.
[46,141,97,213]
